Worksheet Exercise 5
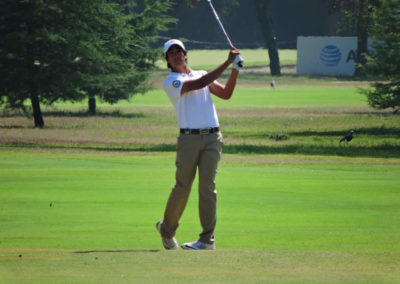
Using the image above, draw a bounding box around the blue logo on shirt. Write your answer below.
[172,80,181,88]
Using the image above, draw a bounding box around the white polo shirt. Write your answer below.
[163,69,219,129]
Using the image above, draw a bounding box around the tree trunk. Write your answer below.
[30,94,44,128]
[88,94,96,115]
[354,1,368,77]
[254,0,281,76]
[26,30,44,128]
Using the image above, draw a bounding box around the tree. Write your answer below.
[85,0,173,114]
[254,0,281,76]
[0,0,173,126]
[323,0,381,76]
[0,1,84,127]
[362,0,400,113]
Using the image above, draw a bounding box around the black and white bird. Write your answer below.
[270,80,276,89]
[340,130,354,143]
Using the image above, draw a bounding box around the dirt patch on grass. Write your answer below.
[217,106,376,118]
[151,68,371,88]
[242,65,297,74]
[237,66,371,87]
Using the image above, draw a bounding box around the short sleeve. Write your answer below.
[163,78,184,101]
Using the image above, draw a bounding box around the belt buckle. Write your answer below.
[184,129,190,135]
[200,128,210,135]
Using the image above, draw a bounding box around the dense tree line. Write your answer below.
[323,0,382,76]
[0,0,173,127]
[1,0,398,125]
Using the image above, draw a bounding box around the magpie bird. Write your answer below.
[340,130,354,143]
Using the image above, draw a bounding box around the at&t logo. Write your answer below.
[320,45,342,67]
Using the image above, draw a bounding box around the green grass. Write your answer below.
[216,85,367,107]
[156,49,297,70]
[45,84,366,109]
[1,149,399,283]
[1,69,400,283]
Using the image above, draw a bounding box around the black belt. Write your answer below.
[180,127,220,135]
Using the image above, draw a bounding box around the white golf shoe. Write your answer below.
[156,221,179,250]
[181,240,215,250]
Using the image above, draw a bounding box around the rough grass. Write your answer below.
[1,84,399,158]
[2,249,399,284]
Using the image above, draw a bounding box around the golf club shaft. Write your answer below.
[207,0,244,68]
[207,0,233,47]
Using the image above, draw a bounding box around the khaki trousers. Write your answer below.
[161,131,223,244]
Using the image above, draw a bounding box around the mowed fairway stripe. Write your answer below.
[47,84,365,110]
[1,149,399,283]
[216,85,367,108]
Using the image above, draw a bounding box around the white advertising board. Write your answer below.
[297,36,358,75]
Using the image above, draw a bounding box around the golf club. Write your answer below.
[206,0,244,68]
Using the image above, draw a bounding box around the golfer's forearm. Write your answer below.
[212,69,238,100]
[221,69,239,99]
[181,60,231,94]
[201,60,231,86]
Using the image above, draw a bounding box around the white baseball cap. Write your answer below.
[164,39,186,56]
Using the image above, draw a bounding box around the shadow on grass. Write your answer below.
[0,110,145,119]
[42,110,146,118]
[291,127,399,138]
[114,143,400,158]
[0,125,26,129]
[232,127,400,139]
[74,249,159,253]
[3,143,400,158]
[221,144,400,158]
[291,127,400,137]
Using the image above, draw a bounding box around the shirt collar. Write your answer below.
[171,68,193,76]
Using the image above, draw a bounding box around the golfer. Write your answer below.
[156,39,241,250]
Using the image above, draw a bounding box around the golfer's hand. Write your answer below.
[227,47,240,64]
[228,47,244,70]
